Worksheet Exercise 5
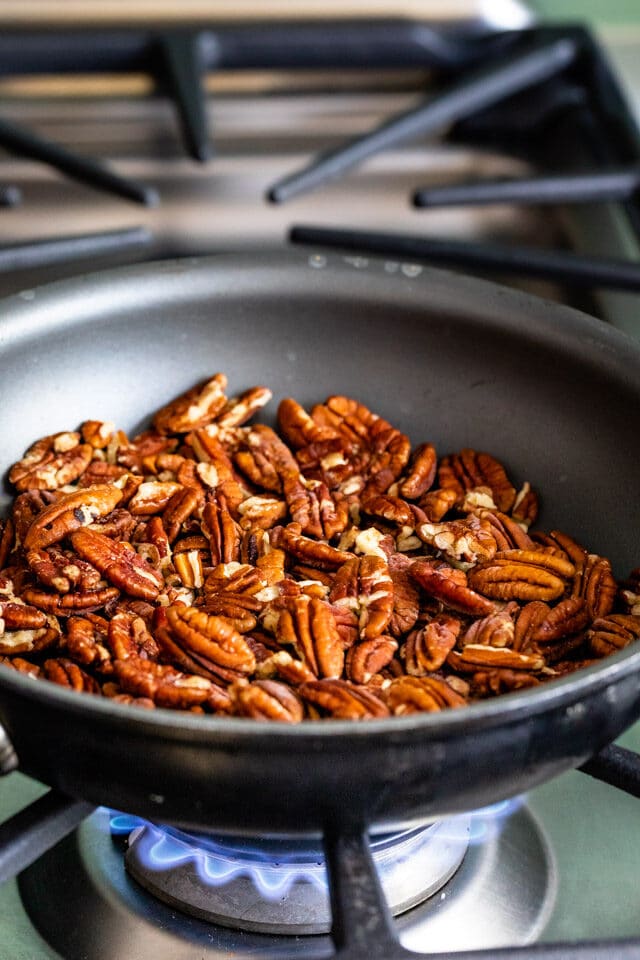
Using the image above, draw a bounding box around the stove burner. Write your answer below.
[18,804,556,959]
[124,819,470,934]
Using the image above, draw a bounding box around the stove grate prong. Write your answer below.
[0,226,152,273]
[413,166,640,208]
[157,31,212,163]
[267,35,580,204]
[290,224,640,292]
[323,823,415,960]
[0,116,159,207]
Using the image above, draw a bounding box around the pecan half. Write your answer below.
[468,550,574,603]
[231,679,304,722]
[9,432,92,491]
[26,546,104,594]
[385,675,467,714]
[417,516,497,567]
[23,485,123,550]
[438,449,516,513]
[43,658,100,693]
[462,604,518,648]
[403,614,461,674]
[298,678,389,719]
[345,635,398,684]
[398,443,437,500]
[330,556,394,641]
[234,425,298,492]
[281,523,352,570]
[276,595,344,678]
[530,597,589,645]
[114,657,232,711]
[202,496,241,566]
[410,558,496,617]
[447,644,545,672]
[153,373,228,435]
[588,614,640,657]
[70,529,163,600]
[572,554,617,620]
[418,487,458,522]
[66,614,112,669]
[157,605,256,681]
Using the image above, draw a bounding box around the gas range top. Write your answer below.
[1,16,640,960]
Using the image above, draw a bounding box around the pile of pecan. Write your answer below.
[1,373,639,721]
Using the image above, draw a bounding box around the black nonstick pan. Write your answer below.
[0,250,639,838]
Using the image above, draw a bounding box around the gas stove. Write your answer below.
[1,13,640,960]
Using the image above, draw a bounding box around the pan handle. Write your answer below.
[0,722,18,776]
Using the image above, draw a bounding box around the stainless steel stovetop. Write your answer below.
[1,18,640,958]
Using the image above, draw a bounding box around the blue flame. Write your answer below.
[110,797,523,903]
[466,795,525,842]
[128,822,327,900]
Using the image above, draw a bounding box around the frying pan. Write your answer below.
[0,250,639,837]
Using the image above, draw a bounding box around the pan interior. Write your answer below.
[2,252,639,574]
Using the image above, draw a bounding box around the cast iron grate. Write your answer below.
[2,22,640,286]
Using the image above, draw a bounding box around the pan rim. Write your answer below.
[1,250,639,744]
